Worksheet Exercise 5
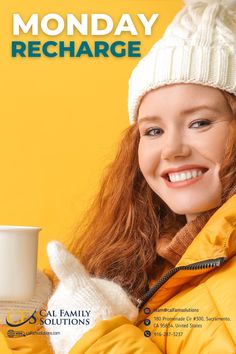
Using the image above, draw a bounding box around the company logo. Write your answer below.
[6,309,37,327]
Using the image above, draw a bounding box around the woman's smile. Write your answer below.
[161,164,209,188]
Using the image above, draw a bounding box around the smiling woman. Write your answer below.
[2,0,236,353]
[48,0,236,352]
[55,0,236,352]
[138,84,234,221]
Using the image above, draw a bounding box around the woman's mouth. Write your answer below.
[161,166,209,188]
[168,169,204,182]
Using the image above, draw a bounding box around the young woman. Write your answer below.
[1,0,236,353]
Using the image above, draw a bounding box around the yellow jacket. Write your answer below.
[1,195,236,353]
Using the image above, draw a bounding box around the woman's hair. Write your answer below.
[68,90,236,303]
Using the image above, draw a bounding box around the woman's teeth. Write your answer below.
[168,169,203,183]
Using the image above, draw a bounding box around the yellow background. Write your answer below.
[0,0,182,351]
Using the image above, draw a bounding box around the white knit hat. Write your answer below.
[128,0,236,124]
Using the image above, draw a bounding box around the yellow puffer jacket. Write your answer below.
[1,195,236,353]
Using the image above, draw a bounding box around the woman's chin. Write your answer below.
[168,200,221,218]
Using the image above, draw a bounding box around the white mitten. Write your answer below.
[0,270,52,324]
[45,241,138,354]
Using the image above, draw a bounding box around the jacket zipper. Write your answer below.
[137,257,225,309]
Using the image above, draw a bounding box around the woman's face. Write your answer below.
[138,84,233,222]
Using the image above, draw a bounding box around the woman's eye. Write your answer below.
[190,119,212,128]
[144,127,163,136]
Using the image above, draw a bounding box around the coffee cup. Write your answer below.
[0,226,41,301]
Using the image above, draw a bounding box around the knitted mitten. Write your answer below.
[45,241,138,354]
[0,271,52,324]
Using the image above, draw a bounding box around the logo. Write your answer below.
[6,309,37,327]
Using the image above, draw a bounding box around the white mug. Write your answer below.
[0,226,41,301]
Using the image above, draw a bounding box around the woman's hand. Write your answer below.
[0,271,52,325]
[45,241,138,354]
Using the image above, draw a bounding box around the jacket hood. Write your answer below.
[177,194,236,266]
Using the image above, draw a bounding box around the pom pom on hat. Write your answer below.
[184,0,236,7]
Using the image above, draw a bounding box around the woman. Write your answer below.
[1,0,236,353]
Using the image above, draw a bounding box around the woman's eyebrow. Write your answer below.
[138,105,221,125]
[138,116,162,125]
[180,105,221,115]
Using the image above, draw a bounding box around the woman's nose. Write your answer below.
[161,136,191,161]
